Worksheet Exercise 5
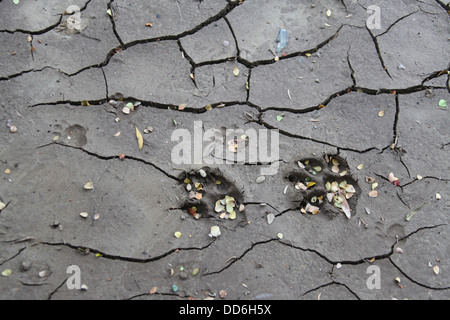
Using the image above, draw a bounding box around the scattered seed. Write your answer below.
[368,190,378,198]
[79,212,89,218]
[256,176,266,184]
[433,265,440,275]
[198,169,207,178]
[267,213,275,225]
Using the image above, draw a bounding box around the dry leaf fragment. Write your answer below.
[357,164,364,170]
[306,182,316,189]
[149,287,157,294]
[0,202,6,211]
[135,126,144,150]
[378,110,385,117]
[1,269,12,277]
[339,190,351,219]
[145,23,153,27]
[305,203,320,215]
[194,192,203,200]
[174,231,182,238]
[233,66,240,77]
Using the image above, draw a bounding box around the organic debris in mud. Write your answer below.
[215,195,239,220]
[135,126,144,150]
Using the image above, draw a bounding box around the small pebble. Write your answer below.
[20,260,32,272]
[222,40,230,47]
[219,290,227,299]
[179,271,188,280]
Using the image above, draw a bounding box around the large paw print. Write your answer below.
[178,167,247,226]
[285,155,361,219]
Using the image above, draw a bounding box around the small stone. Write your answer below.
[10,125,18,133]
[79,212,89,218]
[50,220,60,228]
[222,40,230,47]
[219,289,227,299]
[20,260,32,272]
[80,284,88,291]
[179,271,188,280]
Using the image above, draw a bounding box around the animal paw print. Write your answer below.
[179,167,247,225]
[286,155,361,219]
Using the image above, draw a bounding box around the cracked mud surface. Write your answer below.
[0,0,449,300]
